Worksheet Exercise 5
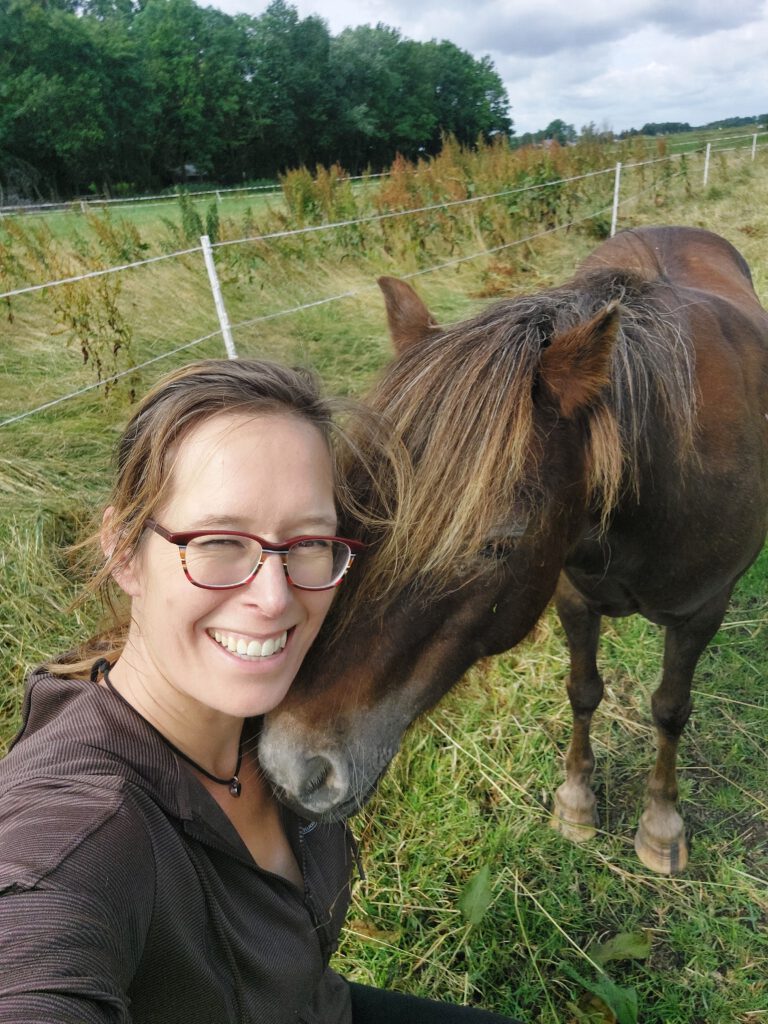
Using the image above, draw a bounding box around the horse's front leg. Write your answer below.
[551,574,604,842]
[635,587,732,874]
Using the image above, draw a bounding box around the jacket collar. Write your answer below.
[9,668,254,833]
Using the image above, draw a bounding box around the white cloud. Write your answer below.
[204,0,768,134]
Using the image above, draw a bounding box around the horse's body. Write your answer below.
[260,226,768,873]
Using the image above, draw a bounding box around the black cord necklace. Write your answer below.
[91,658,243,797]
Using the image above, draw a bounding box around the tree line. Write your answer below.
[0,0,512,200]
[620,115,766,138]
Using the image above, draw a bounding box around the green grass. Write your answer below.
[1,140,767,1023]
[5,186,285,244]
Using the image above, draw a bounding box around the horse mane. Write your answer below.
[335,266,697,612]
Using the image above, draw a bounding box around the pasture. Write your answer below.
[1,137,767,1023]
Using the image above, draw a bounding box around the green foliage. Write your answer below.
[0,216,133,390]
[639,122,692,136]
[85,209,149,263]
[458,865,493,927]
[562,931,652,1021]
[204,201,220,245]
[591,931,651,966]
[0,0,513,197]
[177,191,204,242]
[564,963,639,1024]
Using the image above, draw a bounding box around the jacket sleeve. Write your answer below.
[298,966,352,1024]
[0,780,155,1024]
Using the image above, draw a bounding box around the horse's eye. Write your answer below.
[479,538,519,561]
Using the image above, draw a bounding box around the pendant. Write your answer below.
[230,777,242,797]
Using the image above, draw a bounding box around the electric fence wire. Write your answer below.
[0,171,678,428]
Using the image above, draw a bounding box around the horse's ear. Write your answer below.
[378,276,439,354]
[538,302,620,418]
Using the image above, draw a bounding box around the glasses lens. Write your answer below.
[182,534,352,589]
[286,539,351,589]
[184,534,262,587]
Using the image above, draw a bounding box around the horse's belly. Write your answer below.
[561,562,649,618]
[565,508,767,625]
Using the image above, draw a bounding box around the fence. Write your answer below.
[0,171,390,218]
[1,137,765,429]
[3,129,764,219]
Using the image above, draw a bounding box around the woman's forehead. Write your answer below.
[160,411,336,524]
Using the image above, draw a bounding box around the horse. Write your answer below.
[260,226,768,874]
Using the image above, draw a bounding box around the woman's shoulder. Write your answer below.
[0,772,154,893]
[2,665,195,818]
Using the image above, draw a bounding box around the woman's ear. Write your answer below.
[101,507,141,598]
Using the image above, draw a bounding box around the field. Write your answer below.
[1,136,767,1023]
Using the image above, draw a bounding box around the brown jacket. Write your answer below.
[0,669,355,1024]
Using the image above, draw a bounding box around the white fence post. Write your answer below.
[200,234,238,359]
[610,162,622,237]
[703,143,712,185]
[752,133,758,161]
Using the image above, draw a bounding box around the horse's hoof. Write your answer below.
[551,781,597,843]
[634,807,688,874]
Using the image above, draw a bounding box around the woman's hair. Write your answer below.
[51,358,362,676]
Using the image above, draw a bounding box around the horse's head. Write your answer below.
[260,276,621,819]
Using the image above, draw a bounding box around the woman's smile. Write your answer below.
[207,627,290,661]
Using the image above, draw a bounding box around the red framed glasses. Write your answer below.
[144,519,365,591]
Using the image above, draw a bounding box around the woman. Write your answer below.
[0,359,519,1024]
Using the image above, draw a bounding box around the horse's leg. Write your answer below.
[635,586,733,874]
[551,574,603,842]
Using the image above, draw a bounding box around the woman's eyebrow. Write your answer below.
[188,513,338,533]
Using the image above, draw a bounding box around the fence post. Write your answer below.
[610,162,622,237]
[200,234,238,359]
[752,133,758,161]
[703,142,711,185]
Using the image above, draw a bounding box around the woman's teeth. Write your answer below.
[211,630,288,659]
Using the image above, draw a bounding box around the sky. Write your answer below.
[205,0,768,135]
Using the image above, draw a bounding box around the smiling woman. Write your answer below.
[0,359,520,1024]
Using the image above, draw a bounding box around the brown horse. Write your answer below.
[260,226,768,874]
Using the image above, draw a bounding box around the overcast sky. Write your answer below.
[205,0,767,134]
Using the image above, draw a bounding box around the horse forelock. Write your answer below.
[335,268,697,615]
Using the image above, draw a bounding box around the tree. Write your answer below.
[418,42,511,151]
[241,1,335,175]
[543,119,576,145]
[0,0,146,193]
[130,0,253,182]
[326,27,512,170]
[326,25,435,169]
[0,0,514,194]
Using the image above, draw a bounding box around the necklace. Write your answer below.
[91,658,244,797]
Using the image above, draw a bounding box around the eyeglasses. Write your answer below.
[144,519,365,591]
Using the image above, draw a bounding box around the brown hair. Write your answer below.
[51,357,398,676]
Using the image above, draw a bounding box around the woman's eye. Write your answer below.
[196,537,246,549]
[292,539,331,551]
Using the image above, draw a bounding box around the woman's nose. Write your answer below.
[244,552,293,616]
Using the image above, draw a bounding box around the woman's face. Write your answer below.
[116,411,338,721]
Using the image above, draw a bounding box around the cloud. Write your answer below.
[418,0,766,57]
[498,17,767,132]
[205,0,768,134]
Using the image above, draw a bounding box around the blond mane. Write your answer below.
[334,269,696,615]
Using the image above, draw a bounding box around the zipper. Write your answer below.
[297,826,335,961]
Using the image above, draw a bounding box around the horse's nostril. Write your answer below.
[301,755,332,797]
